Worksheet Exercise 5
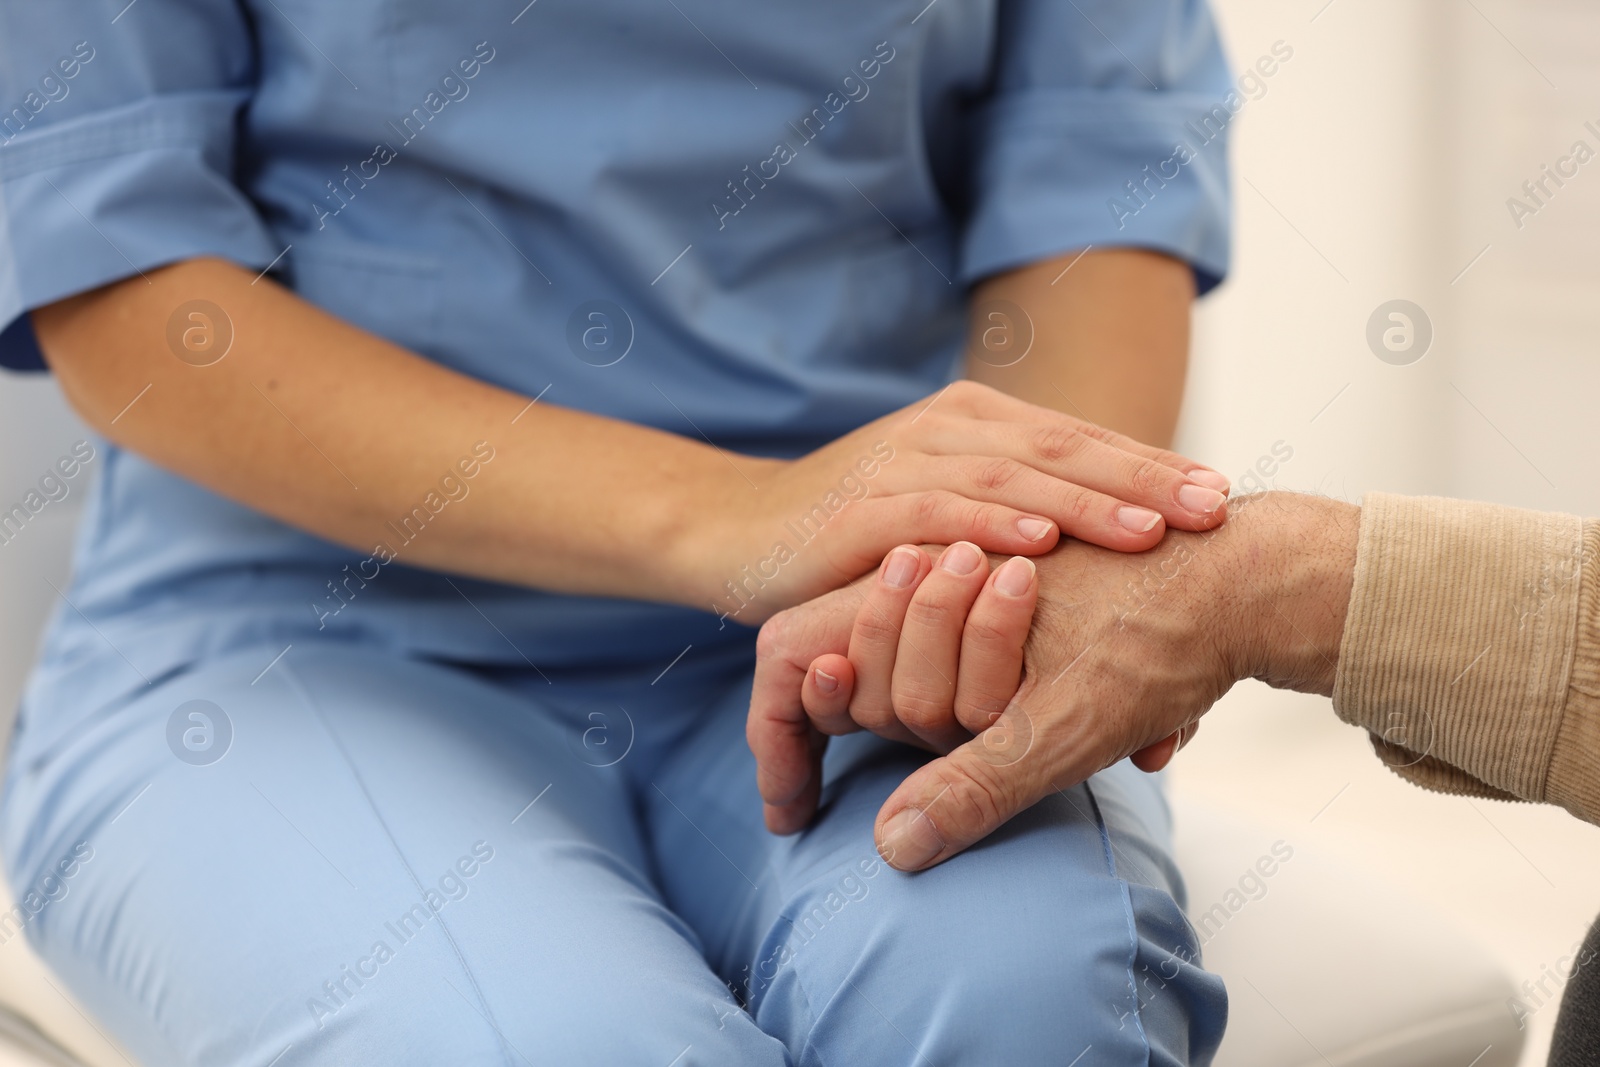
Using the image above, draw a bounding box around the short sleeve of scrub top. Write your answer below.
[0,0,1234,372]
[958,0,1232,289]
[0,2,282,371]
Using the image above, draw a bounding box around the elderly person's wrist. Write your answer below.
[1224,491,1360,697]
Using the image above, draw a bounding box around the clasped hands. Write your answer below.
[743,389,1355,872]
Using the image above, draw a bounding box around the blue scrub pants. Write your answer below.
[3,643,1225,1065]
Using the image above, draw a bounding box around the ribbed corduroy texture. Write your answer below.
[1331,493,1587,813]
[1545,521,1600,823]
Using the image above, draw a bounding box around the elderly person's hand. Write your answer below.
[748,491,1359,870]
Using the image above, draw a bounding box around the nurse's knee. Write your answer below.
[756,835,1219,1063]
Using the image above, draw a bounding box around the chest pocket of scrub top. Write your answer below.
[282,241,445,365]
[243,0,397,95]
[381,1,504,97]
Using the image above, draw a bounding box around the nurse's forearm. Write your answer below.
[34,255,1230,618]
[963,248,1194,448]
[32,257,756,606]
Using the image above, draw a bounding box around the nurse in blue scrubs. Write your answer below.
[0,2,1236,1063]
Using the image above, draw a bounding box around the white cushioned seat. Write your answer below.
[1175,800,1524,1067]
[0,875,130,1067]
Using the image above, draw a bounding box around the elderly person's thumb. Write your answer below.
[873,702,1046,871]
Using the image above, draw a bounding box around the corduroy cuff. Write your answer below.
[1332,493,1585,810]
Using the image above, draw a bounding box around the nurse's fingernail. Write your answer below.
[994,556,1035,597]
[1177,484,1227,515]
[1016,517,1053,542]
[1117,506,1162,533]
[813,667,839,694]
[882,546,921,589]
[1188,469,1232,494]
[939,542,982,576]
[878,806,943,871]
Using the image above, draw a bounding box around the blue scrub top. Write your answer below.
[0,1,1231,748]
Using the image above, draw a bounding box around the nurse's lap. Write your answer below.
[647,684,1226,1066]
[0,645,1222,1066]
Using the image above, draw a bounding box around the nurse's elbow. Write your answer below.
[32,257,240,434]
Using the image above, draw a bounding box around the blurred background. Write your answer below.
[1169,1,1600,1063]
[1,0,1598,1064]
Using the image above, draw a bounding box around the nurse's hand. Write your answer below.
[708,380,1229,624]
[790,543,1049,756]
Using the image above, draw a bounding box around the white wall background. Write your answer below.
[0,381,88,736]
[1185,0,1600,518]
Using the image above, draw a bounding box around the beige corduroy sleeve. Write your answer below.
[1331,492,1600,825]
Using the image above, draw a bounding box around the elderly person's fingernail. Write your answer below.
[1188,469,1232,493]
[879,806,943,871]
[994,556,1035,597]
[1117,506,1161,533]
[1178,484,1227,514]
